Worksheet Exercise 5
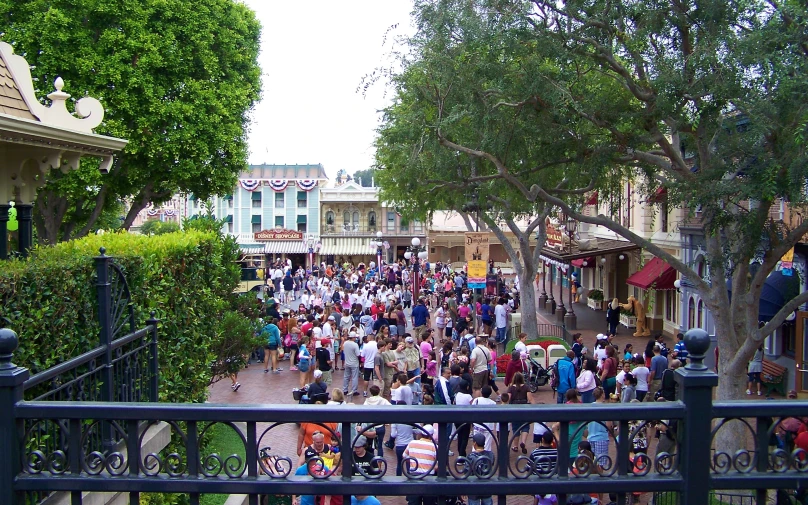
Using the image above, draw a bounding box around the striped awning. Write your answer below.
[320,238,374,256]
[262,241,308,254]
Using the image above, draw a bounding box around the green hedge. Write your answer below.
[0,230,240,404]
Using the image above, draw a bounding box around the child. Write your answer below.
[621,373,637,403]
[424,350,438,388]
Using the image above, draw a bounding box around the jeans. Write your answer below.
[455,422,471,457]
[557,390,566,404]
[580,389,595,403]
[395,445,407,476]
[496,326,507,343]
[343,366,359,394]
[374,426,386,458]
[468,498,493,505]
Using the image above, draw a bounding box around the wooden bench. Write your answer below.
[762,359,787,397]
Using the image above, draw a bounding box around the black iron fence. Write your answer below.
[1,328,806,505]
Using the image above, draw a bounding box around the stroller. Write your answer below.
[523,354,552,393]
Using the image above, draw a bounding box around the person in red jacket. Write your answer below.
[504,350,526,387]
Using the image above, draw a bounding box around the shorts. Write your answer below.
[320,370,332,384]
[472,370,488,390]
[511,422,529,434]
[748,372,761,383]
[289,343,299,352]
[266,344,278,351]
[363,368,373,381]
[445,326,453,338]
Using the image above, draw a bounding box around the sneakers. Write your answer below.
[290,366,298,371]
[758,391,762,396]
[352,391,360,396]
[746,389,751,395]
[264,369,269,374]
[363,392,368,398]
[274,370,281,374]
[231,383,241,392]
[276,368,283,372]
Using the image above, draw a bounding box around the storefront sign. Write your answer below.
[465,233,490,288]
[546,224,563,248]
[254,229,304,241]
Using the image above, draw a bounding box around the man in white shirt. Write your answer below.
[470,337,492,395]
[494,299,508,344]
[360,337,378,398]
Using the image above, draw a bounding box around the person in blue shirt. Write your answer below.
[261,318,282,374]
[555,351,577,404]
[293,456,330,505]
[411,298,431,341]
[672,332,688,364]
[352,496,381,505]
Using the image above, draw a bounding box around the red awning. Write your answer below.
[585,191,598,205]
[571,256,596,268]
[648,186,667,203]
[625,257,677,290]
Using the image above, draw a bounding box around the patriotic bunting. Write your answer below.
[239,179,261,192]
[296,179,318,191]
[146,207,159,216]
[268,179,289,192]
[164,209,176,217]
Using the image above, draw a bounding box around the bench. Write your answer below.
[762,359,787,397]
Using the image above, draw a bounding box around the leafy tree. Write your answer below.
[351,169,377,187]
[139,220,179,236]
[0,0,262,243]
[381,0,808,426]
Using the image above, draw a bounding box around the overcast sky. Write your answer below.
[240,1,415,180]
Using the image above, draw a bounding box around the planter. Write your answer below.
[620,313,637,329]
[587,298,603,311]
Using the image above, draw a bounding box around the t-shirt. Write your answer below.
[394,423,414,447]
[382,350,398,381]
[352,497,382,505]
[373,353,384,379]
[397,385,413,405]
[360,341,378,369]
[295,464,324,505]
[420,341,433,360]
[300,422,338,446]
[403,438,437,475]
[343,340,361,368]
[650,355,668,380]
[494,304,507,328]
[316,347,332,372]
[632,366,650,392]
[458,305,470,319]
[471,346,490,374]
[514,341,527,355]
[352,450,380,476]
[530,446,557,476]
[412,304,429,327]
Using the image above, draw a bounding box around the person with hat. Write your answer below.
[403,336,422,384]
[351,435,379,476]
[315,341,333,385]
[466,433,495,505]
[342,331,361,397]
[402,424,437,480]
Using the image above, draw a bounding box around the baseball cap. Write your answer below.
[472,433,486,447]
[405,336,414,344]
[321,338,331,346]
[328,315,336,321]
[349,331,357,339]
[421,424,434,436]
[353,435,368,448]
[313,370,323,379]
[787,390,798,399]
[303,447,320,461]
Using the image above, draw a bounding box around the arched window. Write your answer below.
[697,300,704,328]
[368,211,376,226]
[352,211,360,226]
[688,297,696,329]
[343,211,350,226]
[326,211,334,225]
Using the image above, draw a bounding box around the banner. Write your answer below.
[465,232,490,288]
[254,228,304,241]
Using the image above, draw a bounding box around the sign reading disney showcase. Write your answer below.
[254,229,304,241]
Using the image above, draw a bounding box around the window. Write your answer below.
[665,290,677,322]
[400,218,409,232]
[660,198,669,233]
[412,220,423,232]
[326,211,335,226]
[251,215,261,233]
[275,216,284,228]
[697,300,704,328]
[368,211,376,227]
[782,323,796,357]
[352,211,359,228]
[225,195,233,208]
[696,258,706,279]
[297,191,307,208]
[251,192,261,208]
[297,215,307,233]
[688,297,695,329]
[227,222,233,233]
[343,211,350,226]
[275,192,284,209]
[387,212,396,232]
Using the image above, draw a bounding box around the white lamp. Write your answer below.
[600,257,607,264]
[619,254,625,260]
[412,237,421,247]
[582,260,588,267]
[418,250,428,260]
[404,251,412,260]
[376,231,383,239]
[673,279,682,289]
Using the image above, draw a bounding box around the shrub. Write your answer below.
[0,230,240,404]
[588,289,604,301]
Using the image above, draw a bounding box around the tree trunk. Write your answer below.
[519,259,539,340]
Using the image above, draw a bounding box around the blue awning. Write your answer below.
[727,270,802,322]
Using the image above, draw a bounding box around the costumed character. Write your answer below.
[620,296,651,337]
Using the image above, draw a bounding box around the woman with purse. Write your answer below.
[599,346,620,398]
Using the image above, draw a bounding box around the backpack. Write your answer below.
[440,351,452,369]
[549,363,560,390]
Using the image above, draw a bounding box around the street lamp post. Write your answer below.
[564,216,578,330]
[307,237,321,272]
[372,231,384,281]
[405,237,427,302]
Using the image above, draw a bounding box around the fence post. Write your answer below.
[0,328,30,505]
[0,204,9,260]
[675,328,718,505]
[94,248,115,451]
[147,311,160,402]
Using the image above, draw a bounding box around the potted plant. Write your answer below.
[587,289,604,310]
[619,307,637,329]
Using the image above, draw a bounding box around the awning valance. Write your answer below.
[585,191,598,206]
[540,238,639,262]
[648,187,667,204]
[263,241,308,254]
[727,270,802,322]
[223,215,233,223]
[571,256,596,268]
[296,215,307,224]
[320,238,374,256]
[626,257,676,290]
[251,215,262,224]
[251,192,262,201]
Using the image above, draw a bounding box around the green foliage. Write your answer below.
[351,168,376,187]
[198,423,248,505]
[588,289,603,301]
[209,310,262,383]
[139,220,180,236]
[0,230,240,404]
[0,0,262,242]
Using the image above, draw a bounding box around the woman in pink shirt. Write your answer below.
[419,330,434,370]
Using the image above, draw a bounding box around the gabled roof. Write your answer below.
[0,52,36,120]
[243,164,328,180]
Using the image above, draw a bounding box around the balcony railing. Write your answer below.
[322,224,424,236]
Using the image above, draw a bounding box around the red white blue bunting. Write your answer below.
[164,209,176,217]
[268,179,288,192]
[239,179,261,192]
[296,179,317,192]
[146,207,159,216]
